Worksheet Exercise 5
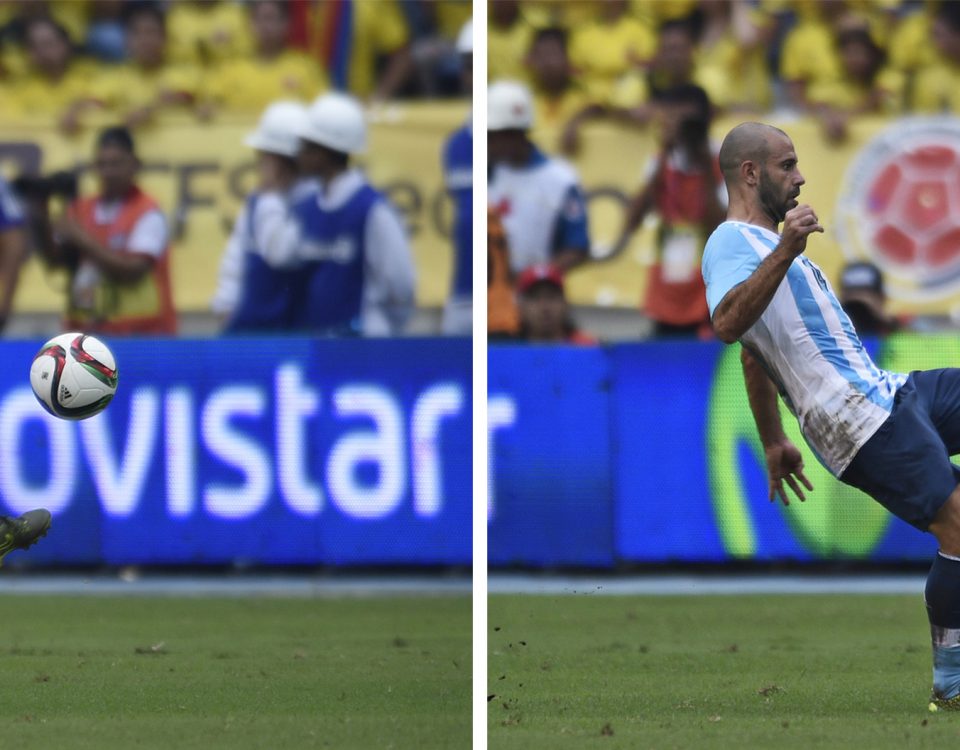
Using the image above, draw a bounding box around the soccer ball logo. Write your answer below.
[836,117,960,301]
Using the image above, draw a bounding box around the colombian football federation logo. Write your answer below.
[836,117,960,302]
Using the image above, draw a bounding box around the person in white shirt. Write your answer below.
[487,79,590,275]
[212,99,308,330]
[241,93,416,336]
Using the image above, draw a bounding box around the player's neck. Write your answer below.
[725,199,779,233]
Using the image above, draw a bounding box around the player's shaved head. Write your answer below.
[719,122,790,183]
[719,122,806,227]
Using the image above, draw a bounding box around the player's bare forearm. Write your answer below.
[711,248,794,342]
[741,346,785,447]
[742,345,813,504]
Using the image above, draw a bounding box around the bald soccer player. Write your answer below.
[702,121,960,711]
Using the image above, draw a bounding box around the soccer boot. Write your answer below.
[929,691,960,712]
[0,509,51,566]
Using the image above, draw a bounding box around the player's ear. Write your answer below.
[740,159,758,186]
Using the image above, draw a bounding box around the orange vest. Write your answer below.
[643,157,722,327]
[487,209,519,335]
[67,187,177,335]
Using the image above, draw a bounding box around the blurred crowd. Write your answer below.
[0,1,474,339]
[0,0,472,131]
[488,0,957,345]
[491,0,960,147]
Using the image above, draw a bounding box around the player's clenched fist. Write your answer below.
[780,204,824,256]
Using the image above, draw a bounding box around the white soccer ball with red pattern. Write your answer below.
[29,333,118,420]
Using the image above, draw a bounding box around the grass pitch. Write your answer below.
[0,594,470,749]
[489,593,960,749]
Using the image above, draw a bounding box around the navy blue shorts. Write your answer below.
[841,369,960,531]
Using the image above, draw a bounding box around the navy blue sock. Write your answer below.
[926,552,960,627]
[925,551,960,698]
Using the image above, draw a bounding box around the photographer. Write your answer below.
[0,177,28,332]
[612,84,725,339]
[28,126,176,335]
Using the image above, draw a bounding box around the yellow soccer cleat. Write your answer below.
[929,692,960,712]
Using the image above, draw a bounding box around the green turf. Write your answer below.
[488,593,960,749]
[0,594,470,750]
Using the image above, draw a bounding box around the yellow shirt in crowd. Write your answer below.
[202,51,327,112]
[165,0,253,68]
[631,0,700,26]
[912,59,960,113]
[532,84,592,131]
[3,61,100,120]
[807,67,905,112]
[488,19,533,83]
[779,16,842,89]
[434,1,472,41]
[696,33,773,112]
[569,15,656,107]
[602,67,717,112]
[94,62,202,114]
[888,8,938,73]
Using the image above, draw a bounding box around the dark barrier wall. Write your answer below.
[4,338,471,566]
[487,347,615,567]
[489,334,956,567]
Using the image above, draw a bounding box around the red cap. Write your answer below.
[516,264,565,294]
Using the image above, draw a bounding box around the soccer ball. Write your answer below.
[29,333,118,420]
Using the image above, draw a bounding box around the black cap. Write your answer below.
[96,126,137,155]
[840,262,884,295]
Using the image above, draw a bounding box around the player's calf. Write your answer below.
[924,491,960,705]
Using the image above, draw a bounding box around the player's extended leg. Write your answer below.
[841,370,960,710]
[926,489,960,710]
[0,509,51,566]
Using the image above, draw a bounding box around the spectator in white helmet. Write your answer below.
[256,92,416,336]
[487,79,590,275]
[213,100,308,330]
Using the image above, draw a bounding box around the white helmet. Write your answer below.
[244,100,309,157]
[456,19,472,54]
[299,92,367,154]
[488,80,533,131]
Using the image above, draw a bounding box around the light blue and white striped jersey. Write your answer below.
[702,220,906,476]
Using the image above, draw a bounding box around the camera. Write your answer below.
[11,171,82,274]
[11,171,79,202]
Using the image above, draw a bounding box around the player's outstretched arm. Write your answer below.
[712,205,823,342]
[741,346,813,506]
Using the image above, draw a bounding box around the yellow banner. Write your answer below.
[0,103,469,314]
[533,114,960,317]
